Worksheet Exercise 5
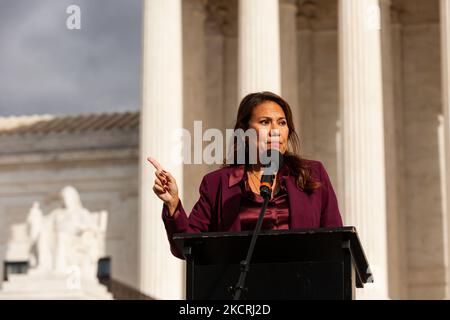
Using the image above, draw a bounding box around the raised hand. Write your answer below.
[147,157,179,216]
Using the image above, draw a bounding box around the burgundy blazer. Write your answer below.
[162,160,343,259]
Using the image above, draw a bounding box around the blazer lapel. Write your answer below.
[218,168,319,231]
[220,169,244,231]
[285,176,307,229]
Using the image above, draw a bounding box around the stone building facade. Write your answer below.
[0,113,140,291]
[2,0,450,300]
[139,0,450,300]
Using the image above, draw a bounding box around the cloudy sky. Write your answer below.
[0,0,142,117]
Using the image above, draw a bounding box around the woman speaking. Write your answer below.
[149,91,343,259]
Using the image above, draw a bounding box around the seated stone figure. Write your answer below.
[10,186,108,282]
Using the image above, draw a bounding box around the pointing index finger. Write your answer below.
[147,157,164,172]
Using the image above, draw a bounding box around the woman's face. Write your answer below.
[248,101,289,155]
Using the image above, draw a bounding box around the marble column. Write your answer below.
[440,0,450,299]
[238,0,281,98]
[389,4,409,299]
[183,0,209,213]
[205,0,238,131]
[280,0,300,126]
[380,0,405,300]
[297,6,316,160]
[338,0,389,299]
[222,1,239,128]
[139,0,184,299]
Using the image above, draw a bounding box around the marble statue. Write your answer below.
[6,186,108,283]
[1,186,112,299]
[51,186,108,279]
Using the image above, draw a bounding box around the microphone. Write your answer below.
[232,148,283,300]
[259,149,283,199]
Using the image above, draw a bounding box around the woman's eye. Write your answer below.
[279,120,287,126]
[260,120,270,125]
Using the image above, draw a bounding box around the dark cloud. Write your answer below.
[0,0,142,116]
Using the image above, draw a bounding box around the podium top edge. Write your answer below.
[173,226,357,240]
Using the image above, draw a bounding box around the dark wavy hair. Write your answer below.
[226,91,321,193]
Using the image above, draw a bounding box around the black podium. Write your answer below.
[173,227,372,300]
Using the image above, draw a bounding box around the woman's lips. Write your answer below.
[266,141,283,145]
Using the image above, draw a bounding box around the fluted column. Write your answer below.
[280,0,300,126]
[139,0,183,299]
[238,0,281,98]
[297,5,316,160]
[440,0,450,299]
[183,0,209,212]
[339,0,389,299]
[380,0,406,300]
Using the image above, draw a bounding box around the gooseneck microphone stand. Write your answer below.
[231,174,274,300]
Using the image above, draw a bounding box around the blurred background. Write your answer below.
[0,0,449,300]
